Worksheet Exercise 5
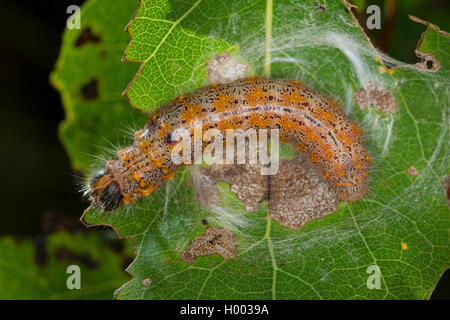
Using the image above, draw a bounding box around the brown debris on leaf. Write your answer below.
[180,226,237,264]
[407,166,419,176]
[142,278,152,287]
[205,52,249,84]
[201,164,268,212]
[194,153,339,230]
[414,50,440,72]
[269,154,338,230]
[354,82,397,114]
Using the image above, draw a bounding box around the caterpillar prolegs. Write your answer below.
[88,77,370,211]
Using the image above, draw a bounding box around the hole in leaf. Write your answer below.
[75,27,101,47]
[81,79,99,100]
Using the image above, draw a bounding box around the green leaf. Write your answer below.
[415,17,449,60]
[56,0,449,299]
[0,231,133,299]
[50,0,148,172]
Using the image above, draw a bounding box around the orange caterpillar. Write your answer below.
[88,77,369,211]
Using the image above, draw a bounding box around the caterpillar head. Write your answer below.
[88,169,123,211]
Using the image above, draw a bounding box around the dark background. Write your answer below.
[0,0,448,299]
